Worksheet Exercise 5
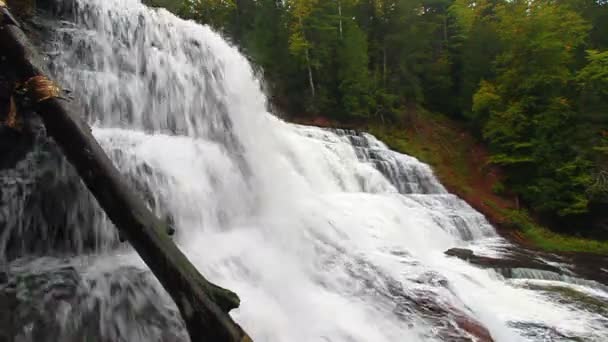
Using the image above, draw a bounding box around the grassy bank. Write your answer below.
[365,112,608,255]
[503,209,608,255]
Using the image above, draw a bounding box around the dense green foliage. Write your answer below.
[156,0,608,236]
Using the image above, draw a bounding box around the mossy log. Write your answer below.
[0,6,252,342]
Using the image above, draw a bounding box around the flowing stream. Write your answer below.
[1,0,607,341]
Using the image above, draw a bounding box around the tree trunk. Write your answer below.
[382,45,387,87]
[0,9,252,342]
[442,14,448,52]
[443,15,448,43]
[305,47,315,98]
[338,0,343,40]
[298,17,315,98]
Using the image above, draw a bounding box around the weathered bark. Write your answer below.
[337,0,343,40]
[382,45,387,87]
[297,16,315,99]
[0,8,252,342]
[445,248,563,275]
[305,47,315,98]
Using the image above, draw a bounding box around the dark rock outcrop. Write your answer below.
[445,246,608,288]
[0,4,117,261]
[445,248,563,275]
[558,252,608,286]
[0,259,189,342]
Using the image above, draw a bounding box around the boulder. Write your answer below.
[445,246,608,287]
[445,248,563,276]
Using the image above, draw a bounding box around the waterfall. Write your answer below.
[0,0,607,341]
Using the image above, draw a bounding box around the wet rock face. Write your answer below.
[0,115,116,260]
[0,50,31,171]
[0,135,118,260]
[445,248,563,275]
[445,247,608,287]
[0,260,188,342]
[0,14,122,261]
[0,10,182,260]
[0,283,17,342]
[0,11,94,261]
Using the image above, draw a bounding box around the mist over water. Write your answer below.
[1,0,607,341]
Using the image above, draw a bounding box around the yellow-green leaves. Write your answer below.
[472,81,500,118]
[286,0,318,57]
[288,29,310,57]
[578,50,608,97]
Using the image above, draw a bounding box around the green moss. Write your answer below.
[522,220,608,254]
[488,204,608,254]
[492,181,506,195]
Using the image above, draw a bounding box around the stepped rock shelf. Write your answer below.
[0,3,252,341]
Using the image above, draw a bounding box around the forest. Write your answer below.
[146,0,608,239]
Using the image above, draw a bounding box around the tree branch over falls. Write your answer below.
[0,3,252,342]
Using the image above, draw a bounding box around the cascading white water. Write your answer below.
[3,0,607,341]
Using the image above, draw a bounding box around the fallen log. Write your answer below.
[0,5,252,342]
